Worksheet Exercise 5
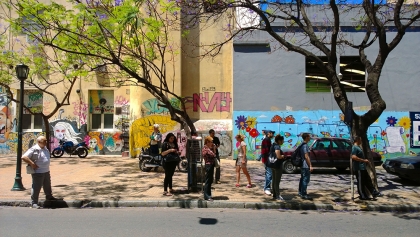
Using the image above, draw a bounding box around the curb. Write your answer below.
[1,200,420,212]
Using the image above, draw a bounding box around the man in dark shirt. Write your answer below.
[261,130,275,195]
[351,136,383,200]
[209,129,221,184]
[298,133,313,200]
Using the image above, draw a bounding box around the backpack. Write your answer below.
[291,143,305,167]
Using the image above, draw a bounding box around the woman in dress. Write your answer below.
[161,133,180,196]
[235,134,252,188]
[202,136,216,201]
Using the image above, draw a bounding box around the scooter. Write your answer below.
[138,147,187,172]
[52,139,89,158]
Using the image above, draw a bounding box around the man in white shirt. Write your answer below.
[22,136,60,209]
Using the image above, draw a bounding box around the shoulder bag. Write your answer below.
[26,149,40,174]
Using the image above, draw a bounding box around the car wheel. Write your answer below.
[283,160,297,174]
[335,167,348,171]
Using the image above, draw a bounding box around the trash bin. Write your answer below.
[186,137,202,192]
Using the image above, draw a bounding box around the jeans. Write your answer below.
[264,164,272,191]
[299,168,311,196]
[31,172,53,205]
[204,164,214,200]
[163,162,177,192]
[271,168,283,198]
[215,156,220,181]
[150,144,159,155]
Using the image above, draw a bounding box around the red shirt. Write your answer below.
[202,146,216,165]
[261,137,272,164]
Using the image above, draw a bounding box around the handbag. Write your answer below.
[165,152,180,162]
[214,158,220,168]
[26,165,35,174]
[26,149,40,174]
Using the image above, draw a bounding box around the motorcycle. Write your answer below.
[52,139,89,158]
[138,147,187,172]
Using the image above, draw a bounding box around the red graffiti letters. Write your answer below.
[193,92,231,112]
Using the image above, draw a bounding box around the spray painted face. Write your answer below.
[0,110,6,134]
[89,138,98,149]
[54,124,66,140]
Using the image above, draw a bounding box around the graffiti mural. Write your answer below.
[185,92,232,113]
[89,90,114,114]
[24,90,43,114]
[0,106,13,153]
[233,110,419,160]
[72,100,88,126]
[141,98,181,115]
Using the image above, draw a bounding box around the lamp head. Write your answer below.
[338,73,343,80]
[15,64,29,81]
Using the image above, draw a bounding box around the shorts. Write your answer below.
[236,157,247,167]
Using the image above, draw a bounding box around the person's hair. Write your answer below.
[209,129,215,134]
[353,136,361,143]
[37,136,47,142]
[274,135,284,144]
[235,134,245,141]
[302,133,310,140]
[204,136,213,144]
[163,133,178,150]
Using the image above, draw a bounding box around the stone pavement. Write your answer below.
[1,155,419,211]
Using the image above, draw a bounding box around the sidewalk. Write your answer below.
[1,155,419,211]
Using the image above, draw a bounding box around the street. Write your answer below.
[0,207,419,237]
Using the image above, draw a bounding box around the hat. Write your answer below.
[153,124,160,128]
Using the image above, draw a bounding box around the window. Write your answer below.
[340,56,366,92]
[20,90,43,131]
[89,90,114,130]
[305,56,366,92]
[305,56,330,92]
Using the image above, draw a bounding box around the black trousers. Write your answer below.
[163,162,177,192]
[204,164,214,200]
[215,156,220,181]
[355,169,375,199]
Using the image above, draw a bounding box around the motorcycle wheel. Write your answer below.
[77,147,88,158]
[177,157,188,172]
[52,149,64,158]
[139,159,152,172]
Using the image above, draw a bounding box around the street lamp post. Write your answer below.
[11,64,30,191]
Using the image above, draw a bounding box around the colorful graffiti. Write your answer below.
[186,92,232,112]
[129,115,178,157]
[233,110,419,160]
[89,90,114,114]
[141,98,181,115]
[72,100,88,125]
[24,90,43,114]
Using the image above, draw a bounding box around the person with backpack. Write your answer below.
[261,130,275,195]
[267,135,286,201]
[298,133,313,200]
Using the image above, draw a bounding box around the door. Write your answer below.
[331,139,350,168]
[310,139,331,167]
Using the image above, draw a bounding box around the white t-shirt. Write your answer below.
[23,144,51,173]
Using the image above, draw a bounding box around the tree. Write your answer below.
[1,0,197,137]
[0,27,87,150]
[180,0,420,190]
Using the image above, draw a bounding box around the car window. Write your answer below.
[332,140,346,150]
[343,141,352,150]
[313,140,330,150]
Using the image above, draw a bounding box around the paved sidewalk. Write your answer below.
[1,155,419,211]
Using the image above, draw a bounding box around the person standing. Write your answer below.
[22,136,61,209]
[235,134,252,188]
[202,136,216,201]
[161,133,180,196]
[261,130,275,195]
[269,135,285,201]
[351,136,383,200]
[298,133,313,200]
[149,124,162,155]
[209,129,221,184]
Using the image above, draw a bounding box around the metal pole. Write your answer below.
[11,78,25,191]
[349,129,354,201]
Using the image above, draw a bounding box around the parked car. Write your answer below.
[382,155,420,183]
[282,137,383,174]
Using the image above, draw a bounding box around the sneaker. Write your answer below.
[31,204,41,209]
[246,184,252,188]
[298,193,303,197]
[216,180,221,184]
[301,195,313,200]
[276,196,284,201]
[46,196,63,201]
[372,192,383,198]
[264,190,272,195]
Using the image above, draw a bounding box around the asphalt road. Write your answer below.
[1,207,419,237]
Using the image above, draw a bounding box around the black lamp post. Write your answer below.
[11,64,30,191]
